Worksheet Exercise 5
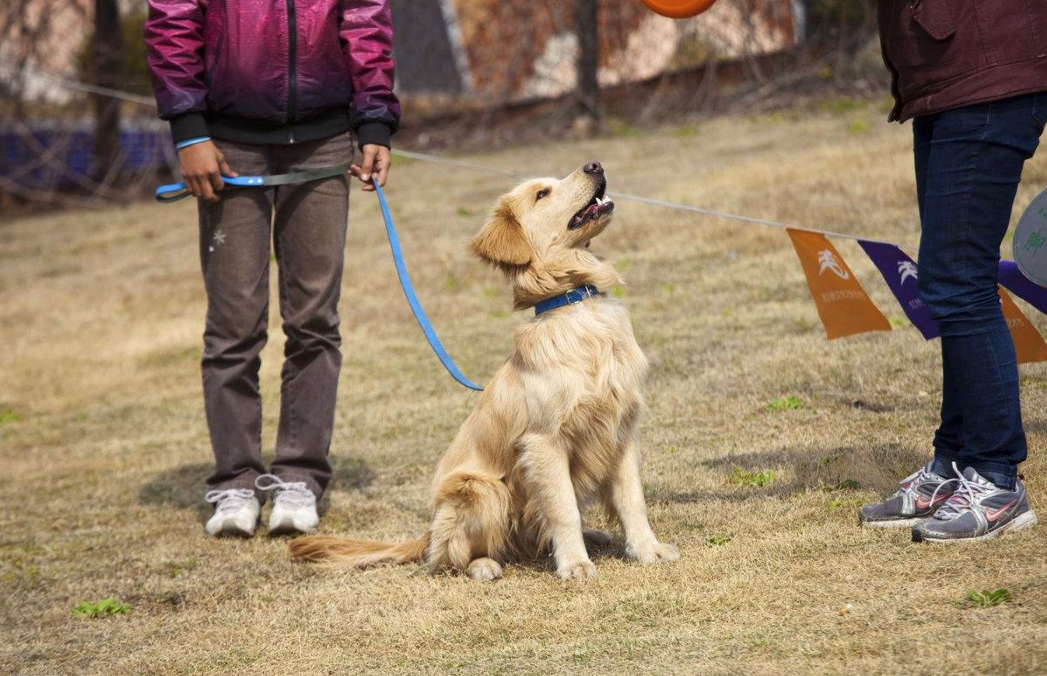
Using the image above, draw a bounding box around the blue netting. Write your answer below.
[0,120,172,189]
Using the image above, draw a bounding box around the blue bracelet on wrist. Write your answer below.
[176,136,211,150]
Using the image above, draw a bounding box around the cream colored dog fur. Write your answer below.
[289,163,678,580]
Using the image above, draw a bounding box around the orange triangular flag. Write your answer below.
[999,288,1047,364]
[787,229,892,340]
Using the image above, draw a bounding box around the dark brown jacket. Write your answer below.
[878,0,1047,121]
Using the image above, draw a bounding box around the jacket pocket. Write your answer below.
[911,0,956,40]
[975,0,1040,66]
[886,0,981,96]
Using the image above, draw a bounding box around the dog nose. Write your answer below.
[583,161,603,175]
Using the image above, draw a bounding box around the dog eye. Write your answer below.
[536,189,549,201]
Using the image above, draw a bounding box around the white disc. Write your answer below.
[1013,188,1047,288]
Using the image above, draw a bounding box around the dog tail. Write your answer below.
[289,531,430,568]
[428,470,512,571]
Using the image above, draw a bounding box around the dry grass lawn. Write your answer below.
[6,98,1047,675]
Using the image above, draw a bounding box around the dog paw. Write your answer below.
[556,559,598,581]
[626,540,680,565]
[466,558,503,581]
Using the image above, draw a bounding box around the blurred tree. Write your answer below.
[92,0,122,180]
[77,9,152,96]
[805,0,873,55]
[575,0,599,121]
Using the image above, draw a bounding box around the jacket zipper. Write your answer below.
[286,0,298,143]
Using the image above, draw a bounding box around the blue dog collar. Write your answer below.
[534,285,601,316]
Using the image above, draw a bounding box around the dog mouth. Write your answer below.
[568,179,614,230]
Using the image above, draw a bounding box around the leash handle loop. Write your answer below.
[372,179,485,392]
[154,175,264,203]
[155,167,347,203]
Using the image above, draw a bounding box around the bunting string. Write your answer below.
[389,148,1047,363]
[392,149,915,249]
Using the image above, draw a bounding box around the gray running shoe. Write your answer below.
[912,464,1037,543]
[858,462,956,528]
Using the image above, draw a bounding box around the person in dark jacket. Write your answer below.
[145,0,400,537]
[859,0,1047,542]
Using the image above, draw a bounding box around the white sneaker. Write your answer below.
[204,488,260,537]
[255,474,319,535]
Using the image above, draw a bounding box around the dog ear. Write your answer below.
[470,202,531,267]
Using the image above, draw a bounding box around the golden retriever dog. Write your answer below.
[289,161,678,580]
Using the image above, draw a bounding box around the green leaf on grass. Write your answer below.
[765,396,802,412]
[963,589,1013,607]
[730,467,776,488]
[72,597,131,618]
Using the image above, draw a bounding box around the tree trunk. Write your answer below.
[92,0,122,181]
[575,0,599,121]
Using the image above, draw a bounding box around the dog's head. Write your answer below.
[470,162,614,268]
[470,162,622,309]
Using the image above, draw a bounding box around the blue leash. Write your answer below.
[372,179,484,391]
[155,164,350,203]
[156,166,483,391]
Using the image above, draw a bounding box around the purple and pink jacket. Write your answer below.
[144,0,400,148]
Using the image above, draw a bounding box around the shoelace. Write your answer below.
[932,462,992,521]
[204,488,256,514]
[897,464,955,498]
[254,474,314,508]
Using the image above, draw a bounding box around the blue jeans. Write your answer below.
[914,92,1047,488]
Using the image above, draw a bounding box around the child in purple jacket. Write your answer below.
[145,0,400,537]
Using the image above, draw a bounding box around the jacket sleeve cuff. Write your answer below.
[169,113,210,144]
[355,122,392,149]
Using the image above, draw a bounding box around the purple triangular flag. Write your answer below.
[999,260,1047,316]
[858,240,940,340]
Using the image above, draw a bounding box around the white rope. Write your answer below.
[391,148,914,249]
[2,64,157,106]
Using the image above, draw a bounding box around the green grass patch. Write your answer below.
[72,597,131,618]
[730,467,776,488]
[163,559,197,577]
[765,395,802,412]
[848,120,869,135]
[963,589,1013,608]
[607,119,642,138]
[707,535,732,546]
[828,497,864,509]
[0,409,20,425]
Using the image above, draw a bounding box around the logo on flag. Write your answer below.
[898,261,918,286]
[788,230,891,340]
[818,250,850,279]
[858,240,938,340]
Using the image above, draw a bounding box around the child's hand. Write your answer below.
[350,144,391,192]
[178,141,237,202]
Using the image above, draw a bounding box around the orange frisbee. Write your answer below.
[641,0,717,18]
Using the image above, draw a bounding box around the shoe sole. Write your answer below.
[268,516,316,537]
[208,520,256,538]
[913,510,1038,544]
[860,517,925,529]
